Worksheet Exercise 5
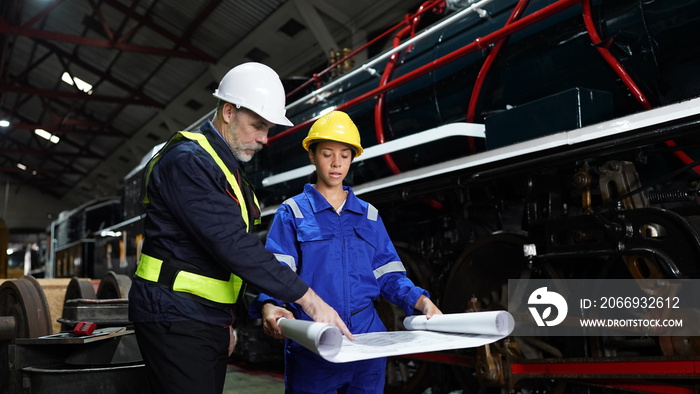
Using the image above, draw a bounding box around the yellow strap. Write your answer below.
[180,131,251,232]
[143,131,259,231]
[135,253,163,281]
[136,253,242,305]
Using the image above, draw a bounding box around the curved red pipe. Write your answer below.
[581,0,700,175]
[285,0,446,100]
[374,25,411,175]
[466,0,530,153]
[467,0,529,122]
[375,1,447,211]
[374,0,445,176]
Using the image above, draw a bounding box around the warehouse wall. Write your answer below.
[0,175,74,231]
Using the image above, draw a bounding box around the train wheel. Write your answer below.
[379,247,430,394]
[0,276,53,339]
[96,271,132,299]
[590,256,700,358]
[440,233,530,392]
[65,276,97,301]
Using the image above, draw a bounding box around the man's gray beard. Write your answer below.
[232,144,261,162]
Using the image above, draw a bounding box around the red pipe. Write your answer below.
[581,0,650,110]
[269,0,583,145]
[511,359,700,375]
[285,0,446,100]
[373,28,408,175]
[465,0,530,154]
[467,0,530,123]
[581,0,700,175]
[374,1,440,175]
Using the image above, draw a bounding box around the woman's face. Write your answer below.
[309,140,354,188]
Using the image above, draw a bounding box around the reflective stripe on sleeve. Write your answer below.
[284,198,304,219]
[373,260,406,279]
[274,253,297,273]
[367,204,378,221]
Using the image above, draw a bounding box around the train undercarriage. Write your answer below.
[366,98,700,393]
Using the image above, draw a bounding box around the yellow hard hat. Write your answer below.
[302,111,363,157]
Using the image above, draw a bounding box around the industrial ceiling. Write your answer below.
[0,0,420,230]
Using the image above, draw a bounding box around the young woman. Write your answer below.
[251,110,441,393]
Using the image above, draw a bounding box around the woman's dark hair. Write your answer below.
[307,142,318,183]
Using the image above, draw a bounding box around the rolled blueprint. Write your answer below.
[277,311,515,363]
[277,317,343,359]
[403,310,514,336]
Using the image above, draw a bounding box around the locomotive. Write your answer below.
[50,0,700,392]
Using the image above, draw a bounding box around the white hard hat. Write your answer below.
[213,62,293,126]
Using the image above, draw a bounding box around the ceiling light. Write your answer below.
[17,163,26,170]
[35,128,60,144]
[61,71,93,95]
[0,119,9,127]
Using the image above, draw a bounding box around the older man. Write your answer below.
[128,62,351,394]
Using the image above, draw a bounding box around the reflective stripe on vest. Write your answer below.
[143,131,260,231]
[138,130,257,305]
[136,253,242,305]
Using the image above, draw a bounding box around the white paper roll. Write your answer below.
[278,318,343,359]
[403,310,514,336]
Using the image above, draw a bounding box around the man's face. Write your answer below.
[225,105,274,162]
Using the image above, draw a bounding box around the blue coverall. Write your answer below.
[253,183,429,393]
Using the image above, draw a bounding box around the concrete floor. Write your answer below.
[223,362,284,394]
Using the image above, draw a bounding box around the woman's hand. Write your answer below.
[415,295,443,319]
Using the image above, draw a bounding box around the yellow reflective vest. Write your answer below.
[135,131,259,306]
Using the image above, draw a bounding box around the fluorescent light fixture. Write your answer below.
[61,71,93,95]
[100,230,123,237]
[0,120,9,127]
[35,128,60,144]
[17,163,26,170]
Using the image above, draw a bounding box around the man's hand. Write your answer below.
[228,326,237,356]
[415,295,443,319]
[295,288,354,340]
[261,303,293,339]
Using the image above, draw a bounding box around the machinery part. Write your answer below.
[379,247,430,394]
[658,335,700,356]
[61,277,99,332]
[212,62,292,126]
[58,298,130,328]
[648,188,700,203]
[598,160,649,210]
[65,277,96,301]
[572,162,594,213]
[96,271,132,299]
[0,276,52,340]
[59,272,131,330]
[528,208,700,278]
[21,364,149,394]
[596,160,670,282]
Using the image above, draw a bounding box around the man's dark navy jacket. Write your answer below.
[128,120,308,326]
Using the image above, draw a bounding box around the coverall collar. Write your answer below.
[303,183,363,215]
